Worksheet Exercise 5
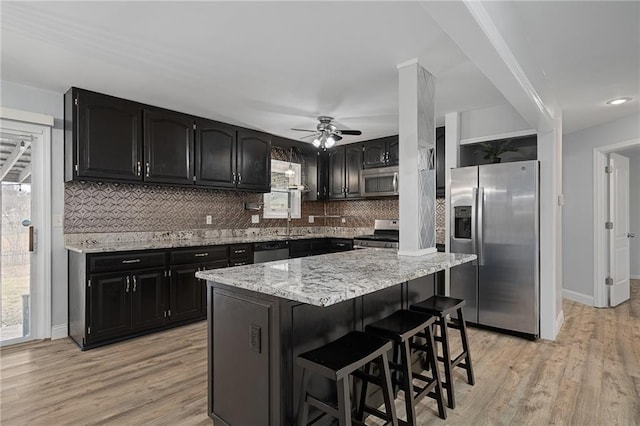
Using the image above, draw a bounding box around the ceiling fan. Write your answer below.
[291,116,362,149]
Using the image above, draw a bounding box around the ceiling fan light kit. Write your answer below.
[293,116,361,149]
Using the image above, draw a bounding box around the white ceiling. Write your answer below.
[1,1,638,144]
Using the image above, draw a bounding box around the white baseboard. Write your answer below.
[631,274,640,280]
[554,310,565,339]
[51,323,68,340]
[562,289,594,306]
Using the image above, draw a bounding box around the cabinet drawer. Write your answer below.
[330,239,353,251]
[170,246,228,265]
[310,239,330,252]
[229,244,253,259]
[89,252,166,273]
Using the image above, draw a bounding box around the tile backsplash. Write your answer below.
[65,182,446,243]
[64,181,400,234]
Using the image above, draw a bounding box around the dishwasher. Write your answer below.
[253,241,290,263]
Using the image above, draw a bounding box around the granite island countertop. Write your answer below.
[196,249,476,307]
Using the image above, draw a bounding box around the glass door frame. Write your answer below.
[0,115,52,346]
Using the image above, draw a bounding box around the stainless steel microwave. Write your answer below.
[359,166,399,197]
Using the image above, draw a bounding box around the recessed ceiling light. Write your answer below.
[606,97,632,105]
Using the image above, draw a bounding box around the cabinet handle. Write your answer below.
[234,249,246,254]
[121,259,141,264]
[145,162,150,178]
[238,174,242,183]
[380,153,385,163]
[233,262,246,266]
[392,172,398,193]
[132,275,137,292]
[137,161,141,176]
[232,172,236,184]
[386,151,390,162]
[336,243,346,247]
[125,276,130,293]
[194,253,209,257]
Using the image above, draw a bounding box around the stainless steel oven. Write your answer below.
[359,166,399,197]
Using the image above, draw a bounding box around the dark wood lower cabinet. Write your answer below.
[87,268,167,345]
[88,272,131,344]
[170,265,203,323]
[131,269,166,332]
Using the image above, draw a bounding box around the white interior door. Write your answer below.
[609,153,630,306]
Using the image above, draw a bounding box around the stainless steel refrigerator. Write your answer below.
[450,160,539,338]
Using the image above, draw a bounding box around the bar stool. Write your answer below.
[363,310,446,424]
[296,331,398,426]
[410,296,475,409]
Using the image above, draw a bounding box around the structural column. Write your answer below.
[397,59,436,255]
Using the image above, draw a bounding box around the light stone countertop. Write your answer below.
[196,249,476,307]
[64,230,364,254]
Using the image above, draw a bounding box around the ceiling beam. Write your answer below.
[420,1,554,132]
[0,139,30,181]
[18,163,31,183]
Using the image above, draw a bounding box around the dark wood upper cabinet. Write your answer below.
[195,119,236,188]
[143,109,194,185]
[328,146,362,199]
[362,136,398,169]
[328,147,346,199]
[236,129,271,192]
[72,89,143,181]
[345,145,362,198]
[362,140,386,169]
[65,88,271,193]
[387,137,399,166]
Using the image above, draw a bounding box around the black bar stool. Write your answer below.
[410,296,475,409]
[296,331,398,426]
[363,310,446,425]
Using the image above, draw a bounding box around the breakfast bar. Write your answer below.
[196,248,476,425]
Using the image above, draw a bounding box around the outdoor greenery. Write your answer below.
[1,183,30,333]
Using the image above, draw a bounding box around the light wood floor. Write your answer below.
[1,280,638,425]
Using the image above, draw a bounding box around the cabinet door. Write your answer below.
[76,90,142,181]
[345,145,362,198]
[143,109,194,185]
[236,130,271,192]
[386,136,399,167]
[328,148,345,199]
[195,119,236,188]
[88,272,130,343]
[131,269,166,332]
[169,265,203,323]
[363,140,386,169]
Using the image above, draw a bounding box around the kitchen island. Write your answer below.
[196,249,476,425]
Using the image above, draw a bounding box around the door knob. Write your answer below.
[629,233,636,238]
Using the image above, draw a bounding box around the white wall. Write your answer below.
[627,152,640,278]
[459,103,533,143]
[562,113,640,300]
[0,80,67,336]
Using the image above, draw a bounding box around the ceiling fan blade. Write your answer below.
[300,133,318,140]
[331,134,343,142]
[338,130,362,136]
[291,128,317,132]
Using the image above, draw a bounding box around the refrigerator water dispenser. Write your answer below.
[454,206,472,239]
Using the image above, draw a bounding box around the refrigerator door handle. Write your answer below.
[471,187,478,263]
[477,187,485,266]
